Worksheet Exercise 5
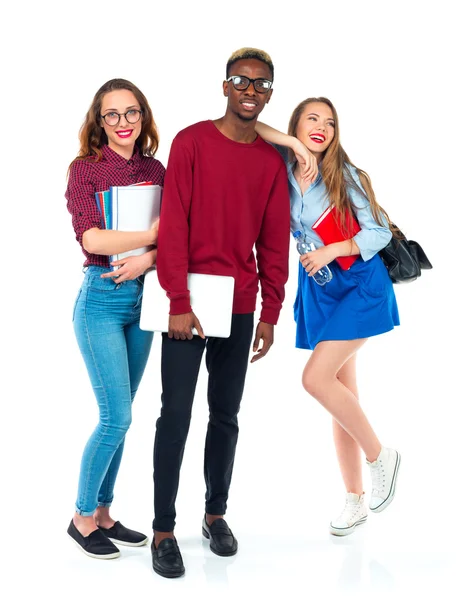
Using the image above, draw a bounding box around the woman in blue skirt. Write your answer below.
[256,98,401,536]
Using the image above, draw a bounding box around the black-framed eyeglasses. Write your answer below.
[101,109,143,126]
[226,76,273,94]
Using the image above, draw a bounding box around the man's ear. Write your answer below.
[265,88,273,104]
[223,80,229,97]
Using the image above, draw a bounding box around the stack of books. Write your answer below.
[95,182,162,268]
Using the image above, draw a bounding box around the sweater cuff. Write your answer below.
[260,306,280,326]
[169,294,192,315]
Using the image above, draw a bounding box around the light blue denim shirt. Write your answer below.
[275,145,392,261]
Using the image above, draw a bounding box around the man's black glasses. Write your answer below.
[226,76,273,94]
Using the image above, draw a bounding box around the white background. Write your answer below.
[2,1,460,598]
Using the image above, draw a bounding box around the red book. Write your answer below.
[312,205,361,270]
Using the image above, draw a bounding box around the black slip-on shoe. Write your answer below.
[98,521,148,547]
[151,538,185,578]
[67,520,120,559]
[202,516,238,557]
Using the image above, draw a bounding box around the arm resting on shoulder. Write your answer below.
[255,122,318,181]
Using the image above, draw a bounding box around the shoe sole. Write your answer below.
[68,533,120,559]
[202,527,238,557]
[370,451,401,513]
[152,565,185,578]
[329,516,367,536]
[107,536,149,547]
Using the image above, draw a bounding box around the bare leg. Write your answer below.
[333,354,363,495]
[303,339,381,462]
[206,514,224,526]
[73,513,98,537]
[94,506,116,529]
[73,506,118,536]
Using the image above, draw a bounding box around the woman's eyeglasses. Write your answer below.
[101,109,143,126]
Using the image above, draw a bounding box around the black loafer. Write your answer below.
[202,516,238,557]
[98,521,148,547]
[67,520,120,559]
[151,538,185,578]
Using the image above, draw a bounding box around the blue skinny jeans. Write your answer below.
[73,267,153,516]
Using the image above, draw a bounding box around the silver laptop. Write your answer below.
[140,269,235,338]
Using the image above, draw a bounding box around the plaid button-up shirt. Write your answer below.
[66,144,165,267]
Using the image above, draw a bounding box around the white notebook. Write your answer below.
[111,184,162,264]
[140,269,235,338]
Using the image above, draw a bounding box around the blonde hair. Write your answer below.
[226,47,274,79]
[288,96,399,237]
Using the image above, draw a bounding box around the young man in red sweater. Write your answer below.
[151,48,290,578]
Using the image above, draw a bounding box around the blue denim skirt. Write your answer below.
[294,254,400,350]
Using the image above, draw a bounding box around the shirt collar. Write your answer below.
[101,144,141,168]
[288,161,322,193]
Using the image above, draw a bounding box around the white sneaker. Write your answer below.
[329,492,368,536]
[367,447,401,512]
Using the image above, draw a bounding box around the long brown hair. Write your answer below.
[69,78,159,171]
[288,97,398,237]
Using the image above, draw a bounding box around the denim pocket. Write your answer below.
[87,272,119,292]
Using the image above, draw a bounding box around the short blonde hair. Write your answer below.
[226,47,274,79]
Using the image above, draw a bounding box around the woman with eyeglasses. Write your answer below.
[65,79,164,559]
[255,98,401,537]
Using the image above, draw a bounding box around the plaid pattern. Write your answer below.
[66,144,165,267]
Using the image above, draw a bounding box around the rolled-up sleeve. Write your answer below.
[347,166,392,261]
[65,160,101,246]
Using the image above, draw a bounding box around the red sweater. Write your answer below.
[156,120,290,325]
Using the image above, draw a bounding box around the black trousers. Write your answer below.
[152,313,254,532]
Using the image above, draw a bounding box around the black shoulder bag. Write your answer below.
[379,225,433,283]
